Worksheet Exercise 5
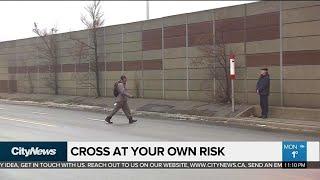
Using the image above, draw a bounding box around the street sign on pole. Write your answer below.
[229,53,236,112]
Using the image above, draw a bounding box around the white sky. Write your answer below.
[0,1,255,42]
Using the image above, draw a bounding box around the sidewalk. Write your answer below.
[0,93,248,117]
[0,93,319,136]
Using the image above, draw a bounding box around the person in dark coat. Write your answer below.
[105,75,137,124]
[256,68,270,119]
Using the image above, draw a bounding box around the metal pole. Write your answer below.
[36,47,40,93]
[87,33,91,96]
[212,12,216,99]
[141,23,144,98]
[146,0,150,20]
[75,55,77,96]
[230,54,235,112]
[103,27,107,97]
[279,1,284,107]
[231,79,235,112]
[186,15,189,100]
[121,25,124,74]
[161,21,165,99]
[244,4,248,104]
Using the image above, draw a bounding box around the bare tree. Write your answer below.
[33,23,59,95]
[71,0,104,97]
[26,69,34,93]
[191,35,232,103]
[15,60,34,94]
[22,63,34,94]
[72,41,97,92]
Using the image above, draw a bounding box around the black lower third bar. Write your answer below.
[0,162,319,169]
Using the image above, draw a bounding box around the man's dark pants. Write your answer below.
[260,95,269,117]
[107,101,132,120]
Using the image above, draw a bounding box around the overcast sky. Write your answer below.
[0,1,254,42]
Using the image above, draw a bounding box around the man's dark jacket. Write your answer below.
[256,74,270,96]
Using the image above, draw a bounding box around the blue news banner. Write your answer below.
[0,141,318,169]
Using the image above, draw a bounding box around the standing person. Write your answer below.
[105,75,137,124]
[256,68,270,119]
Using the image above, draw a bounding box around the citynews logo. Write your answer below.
[11,147,57,157]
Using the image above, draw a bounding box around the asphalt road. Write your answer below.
[0,102,319,180]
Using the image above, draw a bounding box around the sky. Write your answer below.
[0,1,255,42]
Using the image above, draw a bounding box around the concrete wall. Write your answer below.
[0,1,319,108]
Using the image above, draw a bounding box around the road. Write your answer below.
[0,102,319,180]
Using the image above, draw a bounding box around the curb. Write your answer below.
[0,99,318,136]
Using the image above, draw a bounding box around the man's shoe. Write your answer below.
[261,115,267,119]
[105,117,113,124]
[129,119,137,124]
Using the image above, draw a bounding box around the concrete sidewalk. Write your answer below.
[0,93,319,136]
[0,93,249,117]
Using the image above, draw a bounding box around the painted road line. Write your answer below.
[32,112,48,115]
[87,118,105,122]
[0,116,56,127]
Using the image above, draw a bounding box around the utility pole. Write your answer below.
[146,0,150,20]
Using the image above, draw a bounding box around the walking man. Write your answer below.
[256,68,270,119]
[105,75,137,124]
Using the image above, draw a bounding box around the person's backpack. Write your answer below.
[113,82,119,97]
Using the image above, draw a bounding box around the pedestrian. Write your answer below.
[105,75,137,124]
[256,68,270,119]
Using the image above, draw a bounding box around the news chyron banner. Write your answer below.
[0,141,318,169]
